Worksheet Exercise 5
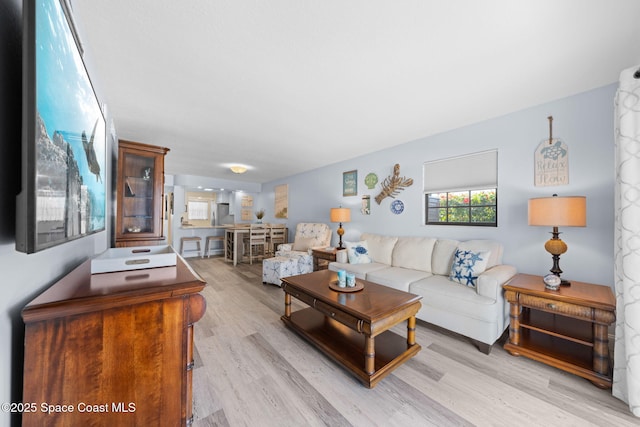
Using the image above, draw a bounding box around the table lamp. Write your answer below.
[330,207,351,249]
[528,194,586,286]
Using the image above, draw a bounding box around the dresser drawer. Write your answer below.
[518,294,593,320]
[313,299,363,331]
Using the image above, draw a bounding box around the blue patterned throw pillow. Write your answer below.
[345,241,372,264]
[449,249,491,288]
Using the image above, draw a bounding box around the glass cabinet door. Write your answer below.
[122,153,155,234]
[116,140,169,247]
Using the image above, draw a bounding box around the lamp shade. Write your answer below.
[330,207,351,223]
[528,196,586,227]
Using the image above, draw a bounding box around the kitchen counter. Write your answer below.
[179,225,233,229]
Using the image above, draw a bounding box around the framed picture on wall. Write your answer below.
[17,0,107,253]
[275,184,288,218]
[343,170,357,197]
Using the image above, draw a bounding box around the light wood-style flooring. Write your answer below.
[187,256,636,426]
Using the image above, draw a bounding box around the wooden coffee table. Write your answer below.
[281,270,422,388]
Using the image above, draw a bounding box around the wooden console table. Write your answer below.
[21,256,206,426]
[503,273,615,388]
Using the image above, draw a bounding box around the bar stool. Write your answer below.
[180,236,202,258]
[205,235,224,258]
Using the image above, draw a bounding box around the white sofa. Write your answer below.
[328,232,517,354]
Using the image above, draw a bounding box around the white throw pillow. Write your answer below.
[346,241,372,264]
[449,248,491,288]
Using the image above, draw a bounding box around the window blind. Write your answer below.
[423,150,497,193]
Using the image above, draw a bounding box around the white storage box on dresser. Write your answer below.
[91,245,177,274]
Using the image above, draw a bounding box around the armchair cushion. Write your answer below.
[293,236,316,251]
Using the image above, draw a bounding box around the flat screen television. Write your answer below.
[17,0,106,253]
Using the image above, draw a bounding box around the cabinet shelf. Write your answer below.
[124,195,153,200]
[125,175,153,181]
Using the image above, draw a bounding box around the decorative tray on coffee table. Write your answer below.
[328,280,364,293]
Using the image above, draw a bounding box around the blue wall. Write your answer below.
[259,84,617,287]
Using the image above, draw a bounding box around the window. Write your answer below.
[185,191,216,224]
[423,150,498,226]
[187,200,209,220]
[426,189,497,225]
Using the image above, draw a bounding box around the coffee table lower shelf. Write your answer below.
[281,307,421,388]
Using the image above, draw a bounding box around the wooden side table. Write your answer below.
[503,273,615,389]
[311,247,337,271]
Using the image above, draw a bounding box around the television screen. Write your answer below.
[17,0,106,253]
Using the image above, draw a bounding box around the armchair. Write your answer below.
[275,223,332,274]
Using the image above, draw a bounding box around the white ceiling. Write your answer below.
[70,0,640,184]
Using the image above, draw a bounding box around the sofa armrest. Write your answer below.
[277,243,293,252]
[476,264,517,301]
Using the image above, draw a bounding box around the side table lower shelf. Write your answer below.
[504,310,611,388]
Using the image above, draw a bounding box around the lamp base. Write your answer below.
[337,224,345,250]
[544,228,571,287]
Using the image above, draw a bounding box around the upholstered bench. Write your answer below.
[262,256,299,286]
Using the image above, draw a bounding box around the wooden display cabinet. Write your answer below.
[116,140,169,247]
[21,256,206,426]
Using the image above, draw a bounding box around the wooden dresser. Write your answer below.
[21,256,206,426]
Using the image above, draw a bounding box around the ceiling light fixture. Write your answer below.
[230,165,248,174]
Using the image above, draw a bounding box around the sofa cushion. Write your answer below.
[366,267,431,292]
[409,275,499,323]
[345,241,372,264]
[457,240,503,269]
[432,239,460,276]
[360,233,398,265]
[328,261,388,280]
[391,237,437,272]
[449,249,491,288]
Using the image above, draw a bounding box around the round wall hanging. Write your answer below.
[364,173,378,189]
[390,199,404,214]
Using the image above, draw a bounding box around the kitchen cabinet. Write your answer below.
[116,140,169,247]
